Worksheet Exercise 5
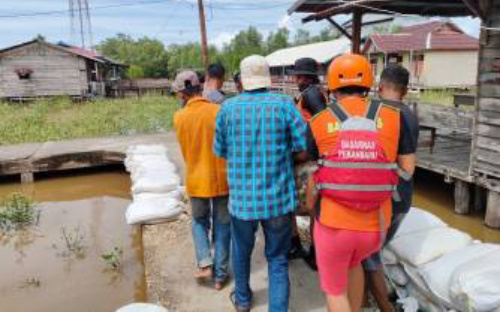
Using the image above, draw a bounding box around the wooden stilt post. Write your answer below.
[473,185,487,213]
[21,172,34,184]
[485,191,500,229]
[454,180,471,214]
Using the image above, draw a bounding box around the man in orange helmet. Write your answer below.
[305,54,416,312]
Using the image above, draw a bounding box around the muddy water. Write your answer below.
[0,172,146,312]
[413,170,500,244]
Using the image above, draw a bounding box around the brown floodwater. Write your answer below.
[413,170,500,244]
[0,170,146,312]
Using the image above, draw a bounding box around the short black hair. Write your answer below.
[196,71,205,85]
[207,63,226,81]
[182,84,202,97]
[233,71,241,84]
[337,86,370,96]
[380,64,409,91]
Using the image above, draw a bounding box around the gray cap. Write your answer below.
[240,55,272,91]
[172,70,200,92]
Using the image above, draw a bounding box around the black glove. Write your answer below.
[302,85,327,116]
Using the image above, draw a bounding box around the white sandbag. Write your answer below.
[419,243,499,308]
[407,283,446,312]
[132,188,182,201]
[127,144,167,156]
[381,248,399,265]
[126,156,175,174]
[126,197,183,225]
[403,263,436,301]
[449,249,500,312]
[389,227,472,267]
[394,208,447,238]
[131,173,180,194]
[398,297,420,312]
[386,264,410,286]
[116,303,168,312]
[130,164,177,182]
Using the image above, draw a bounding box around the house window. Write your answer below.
[15,68,33,80]
[387,53,403,64]
[412,54,424,78]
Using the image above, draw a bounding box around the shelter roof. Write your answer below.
[266,37,351,68]
[289,0,481,22]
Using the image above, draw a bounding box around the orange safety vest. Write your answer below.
[310,96,401,231]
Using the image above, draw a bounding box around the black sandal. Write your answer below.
[229,290,251,312]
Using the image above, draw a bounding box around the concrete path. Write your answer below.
[142,215,327,312]
[0,132,182,179]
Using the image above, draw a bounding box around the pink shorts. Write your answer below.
[314,221,381,296]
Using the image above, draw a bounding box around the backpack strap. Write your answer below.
[365,99,382,121]
[329,99,349,122]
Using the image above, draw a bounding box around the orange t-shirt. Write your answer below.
[174,97,229,198]
[309,96,400,232]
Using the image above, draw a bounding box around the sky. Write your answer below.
[0,0,481,50]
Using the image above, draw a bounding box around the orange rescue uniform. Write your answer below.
[309,96,401,232]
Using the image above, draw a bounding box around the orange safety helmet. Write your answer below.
[327,53,373,91]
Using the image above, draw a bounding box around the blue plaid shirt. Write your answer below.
[213,90,307,220]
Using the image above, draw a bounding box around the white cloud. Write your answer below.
[212,32,236,49]
[278,14,291,29]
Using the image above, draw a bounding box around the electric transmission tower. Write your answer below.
[69,0,94,50]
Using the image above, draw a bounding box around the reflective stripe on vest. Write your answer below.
[316,184,397,192]
[317,160,399,170]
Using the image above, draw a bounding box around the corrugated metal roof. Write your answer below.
[364,21,478,53]
[266,37,351,68]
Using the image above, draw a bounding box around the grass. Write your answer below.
[0,193,38,230]
[101,246,123,270]
[0,95,179,145]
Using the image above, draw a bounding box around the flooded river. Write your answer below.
[0,167,498,312]
[413,170,500,244]
[0,169,146,312]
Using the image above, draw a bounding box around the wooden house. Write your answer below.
[363,21,479,89]
[0,38,126,99]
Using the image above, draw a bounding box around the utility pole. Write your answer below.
[197,0,209,69]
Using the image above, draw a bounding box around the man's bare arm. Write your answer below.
[398,153,416,177]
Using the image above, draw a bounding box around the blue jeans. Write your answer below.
[231,213,292,312]
[190,196,231,282]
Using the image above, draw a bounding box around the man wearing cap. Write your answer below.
[288,58,328,270]
[214,55,308,312]
[173,71,231,290]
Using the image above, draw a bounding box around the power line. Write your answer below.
[0,0,176,19]
[0,0,290,19]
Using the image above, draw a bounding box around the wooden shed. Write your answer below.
[289,0,500,228]
[0,38,126,100]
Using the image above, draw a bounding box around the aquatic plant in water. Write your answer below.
[101,247,123,270]
[0,193,38,231]
[59,225,86,259]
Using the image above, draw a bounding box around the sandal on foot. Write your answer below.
[229,290,251,312]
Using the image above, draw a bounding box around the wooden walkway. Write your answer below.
[417,131,473,182]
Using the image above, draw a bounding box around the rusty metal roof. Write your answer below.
[363,21,479,53]
[289,0,481,22]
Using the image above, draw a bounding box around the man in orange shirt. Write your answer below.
[173,71,230,290]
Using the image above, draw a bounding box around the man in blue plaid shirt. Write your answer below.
[214,55,307,312]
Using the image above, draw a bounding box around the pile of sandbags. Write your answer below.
[124,145,184,225]
[382,207,500,312]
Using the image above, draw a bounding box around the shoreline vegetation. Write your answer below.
[0,90,467,145]
[0,96,178,145]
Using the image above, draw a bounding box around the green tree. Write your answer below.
[97,34,169,78]
[294,29,312,46]
[266,27,289,53]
